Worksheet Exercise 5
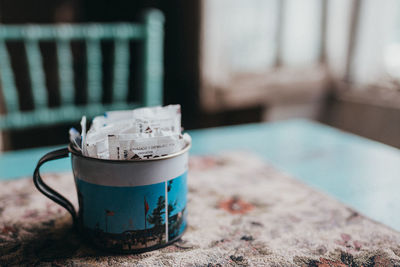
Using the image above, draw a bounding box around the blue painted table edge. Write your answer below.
[1,118,399,179]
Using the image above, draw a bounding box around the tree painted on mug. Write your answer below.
[168,201,185,240]
[167,179,173,192]
[147,196,165,243]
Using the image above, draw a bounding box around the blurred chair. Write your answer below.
[0,9,164,132]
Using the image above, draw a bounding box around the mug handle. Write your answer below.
[33,147,77,226]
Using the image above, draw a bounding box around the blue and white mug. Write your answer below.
[33,142,190,253]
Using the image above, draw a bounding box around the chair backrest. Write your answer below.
[0,9,164,130]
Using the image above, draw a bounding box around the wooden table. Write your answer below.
[1,119,399,231]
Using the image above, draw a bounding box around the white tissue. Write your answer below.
[81,105,189,160]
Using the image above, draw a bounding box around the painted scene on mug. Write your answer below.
[75,172,188,251]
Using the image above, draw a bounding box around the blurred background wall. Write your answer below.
[1,0,400,150]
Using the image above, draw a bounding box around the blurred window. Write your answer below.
[350,0,400,85]
[200,0,400,111]
[200,0,328,111]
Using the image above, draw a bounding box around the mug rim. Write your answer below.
[69,140,191,163]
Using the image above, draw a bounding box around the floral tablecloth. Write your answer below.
[1,152,400,266]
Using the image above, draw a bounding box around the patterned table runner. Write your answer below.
[1,152,400,266]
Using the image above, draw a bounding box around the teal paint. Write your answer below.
[1,119,400,231]
[112,37,130,102]
[57,39,75,105]
[86,38,102,103]
[0,11,164,130]
[25,38,48,109]
[142,9,164,107]
[0,41,19,112]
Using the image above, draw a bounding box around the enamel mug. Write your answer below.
[33,142,190,253]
